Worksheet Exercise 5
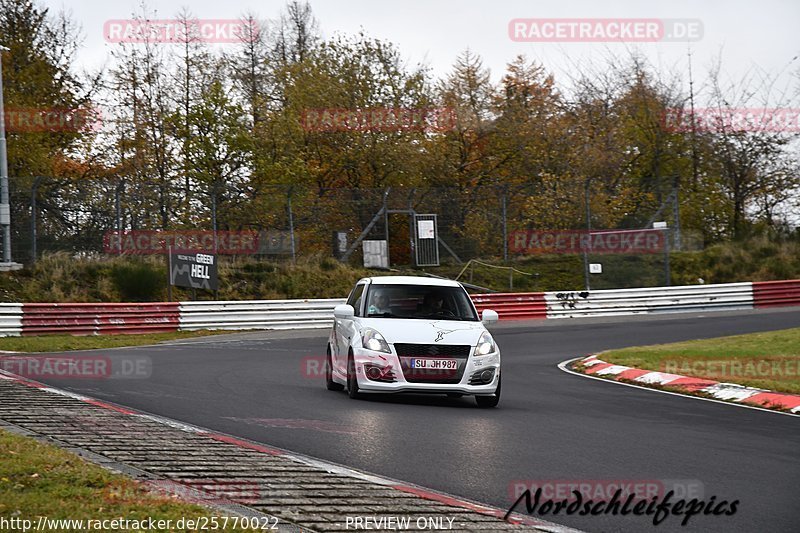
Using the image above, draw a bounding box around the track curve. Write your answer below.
[12,308,800,533]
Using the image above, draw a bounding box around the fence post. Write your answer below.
[664,228,671,286]
[287,188,296,264]
[501,186,508,262]
[407,189,416,263]
[115,180,124,255]
[31,176,43,263]
[673,186,681,250]
[167,245,173,301]
[583,178,592,291]
[383,189,390,266]
[211,183,218,254]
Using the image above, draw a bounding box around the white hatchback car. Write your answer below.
[326,276,501,407]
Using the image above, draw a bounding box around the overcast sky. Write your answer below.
[42,0,799,98]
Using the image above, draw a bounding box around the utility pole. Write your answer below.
[0,45,21,270]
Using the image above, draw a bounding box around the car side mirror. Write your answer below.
[481,309,498,325]
[334,304,355,319]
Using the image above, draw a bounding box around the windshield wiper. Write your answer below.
[367,312,402,318]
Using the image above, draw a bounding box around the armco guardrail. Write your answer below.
[2,279,799,337]
[178,299,346,331]
[752,279,800,308]
[0,304,23,336]
[21,303,180,336]
[471,292,547,320]
[543,282,754,318]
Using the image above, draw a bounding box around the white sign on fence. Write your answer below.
[417,220,435,239]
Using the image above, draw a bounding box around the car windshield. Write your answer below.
[364,284,478,321]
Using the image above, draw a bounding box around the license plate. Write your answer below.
[410,359,457,370]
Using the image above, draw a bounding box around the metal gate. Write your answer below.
[414,214,439,267]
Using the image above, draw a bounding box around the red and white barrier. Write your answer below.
[20,303,180,336]
[471,292,547,320]
[0,279,797,337]
[752,279,800,308]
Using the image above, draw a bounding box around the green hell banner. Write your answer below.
[170,252,218,291]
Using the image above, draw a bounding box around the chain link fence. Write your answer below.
[9,178,702,291]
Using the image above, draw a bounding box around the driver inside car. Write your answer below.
[418,291,445,315]
[367,292,392,315]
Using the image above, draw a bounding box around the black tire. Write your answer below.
[347,352,361,399]
[475,375,501,408]
[326,347,344,391]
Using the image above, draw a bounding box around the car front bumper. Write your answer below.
[351,346,500,395]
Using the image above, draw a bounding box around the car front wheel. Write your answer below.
[475,375,501,408]
[326,347,344,391]
[347,352,361,399]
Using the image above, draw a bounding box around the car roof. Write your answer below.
[358,275,462,288]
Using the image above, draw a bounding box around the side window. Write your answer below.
[346,284,365,316]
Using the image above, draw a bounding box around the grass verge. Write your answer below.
[0,330,235,353]
[0,429,257,531]
[601,328,800,395]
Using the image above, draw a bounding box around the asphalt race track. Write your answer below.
[14,308,800,533]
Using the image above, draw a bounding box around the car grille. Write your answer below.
[393,344,470,384]
[393,344,471,357]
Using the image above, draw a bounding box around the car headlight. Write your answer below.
[361,328,391,353]
[475,331,496,356]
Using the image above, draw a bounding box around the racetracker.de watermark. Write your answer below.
[662,108,800,133]
[106,479,266,505]
[510,229,666,255]
[3,107,102,133]
[509,479,704,502]
[103,230,260,255]
[103,19,257,43]
[300,107,457,133]
[0,355,151,380]
[661,358,799,381]
[508,18,703,42]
